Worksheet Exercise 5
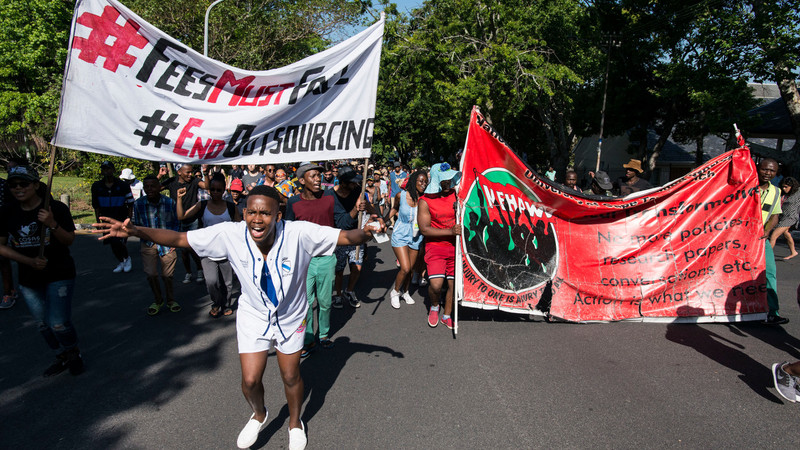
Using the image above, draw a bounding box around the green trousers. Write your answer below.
[765,241,781,315]
[305,254,336,345]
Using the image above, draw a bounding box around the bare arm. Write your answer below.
[763,214,780,238]
[94,217,190,248]
[40,207,75,246]
[418,199,461,238]
[336,215,384,246]
[384,192,402,221]
[0,236,47,270]
[176,187,202,221]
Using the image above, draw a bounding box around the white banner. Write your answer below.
[53,0,383,164]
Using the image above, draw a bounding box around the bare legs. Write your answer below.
[427,278,455,315]
[239,350,303,428]
[391,245,419,292]
[770,226,798,259]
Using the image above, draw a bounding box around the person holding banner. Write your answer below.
[0,166,83,376]
[418,169,462,329]
[94,185,382,450]
[385,170,428,309]
[176,174,240,318]
[159,164,208,284]
[758,159,789,325]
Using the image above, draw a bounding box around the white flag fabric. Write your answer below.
[53,0,383,164]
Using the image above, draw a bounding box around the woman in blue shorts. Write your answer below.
[385,170,427,309]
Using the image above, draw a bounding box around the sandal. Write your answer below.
[147,302,162,316]
[320,338,334,349]
[223,307,234,316]
[300,342,316,358]
[166,301,181,313]
[209,306,223,318]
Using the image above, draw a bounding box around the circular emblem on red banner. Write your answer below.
[462,169,558,293]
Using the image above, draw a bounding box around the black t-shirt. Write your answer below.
[616,177,652,196]
[91,178,133,220]
[162,176,201,224]
[0,200,76,287]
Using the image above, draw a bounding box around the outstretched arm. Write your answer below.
[94,217,191,249]
[337,214,384,246]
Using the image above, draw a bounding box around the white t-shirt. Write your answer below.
[187,220,340,340]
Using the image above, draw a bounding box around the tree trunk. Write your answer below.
[695,136,704,167]
[647,119,676,171]
[777,76,800,152]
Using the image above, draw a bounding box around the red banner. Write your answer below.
[457,107,767,322]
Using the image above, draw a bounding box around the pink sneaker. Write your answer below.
[440,316,454,329]
[427,307,439,327]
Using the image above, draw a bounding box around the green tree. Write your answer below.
[0,0,371,171]
[374,0,596,172]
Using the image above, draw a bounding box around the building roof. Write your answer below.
[747,97,794,138]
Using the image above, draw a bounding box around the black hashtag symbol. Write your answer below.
[134,110,180,148]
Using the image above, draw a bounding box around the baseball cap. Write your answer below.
[100,160,115,170]
[230,178,244,192]
[593,171,613,190]
[7,165,40,182]
[337,165,363,184]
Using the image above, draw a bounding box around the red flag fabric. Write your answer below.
[457,107,766,322]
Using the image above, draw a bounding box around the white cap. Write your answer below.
[120,168,135,180]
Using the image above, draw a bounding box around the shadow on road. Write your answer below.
[0,236,231,448]
[665,322,782,403]
[253,336,403,447]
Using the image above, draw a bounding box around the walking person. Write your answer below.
[757,158,788,325]
[285,163,338,356]
[385,170,428,308]
[770,177,800,260]
[91,161,133,273]
[418,169,462,329]
[158,164,207,284]
[95,185,382,450]
[133,176,182,315]
[0,166,83,376]
[177,173,240,318]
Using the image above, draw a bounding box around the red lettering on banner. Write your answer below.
[173,118,204,156]
[207,70,256,106]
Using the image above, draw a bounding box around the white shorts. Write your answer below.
[236,305,305,354]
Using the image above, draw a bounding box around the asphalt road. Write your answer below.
[2,233,800,448]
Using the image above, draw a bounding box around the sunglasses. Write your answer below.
[9,181,31,189]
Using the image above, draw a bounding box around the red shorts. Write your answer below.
[425,244,455,279]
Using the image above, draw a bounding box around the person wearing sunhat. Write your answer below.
[617,159,652,196]
[120,167,143,200]
[418,167,462,329]
[0,165,84,376]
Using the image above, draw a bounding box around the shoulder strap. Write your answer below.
[768,186,780,217]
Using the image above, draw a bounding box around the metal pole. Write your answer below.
[204,0,226,57]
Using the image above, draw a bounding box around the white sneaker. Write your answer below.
[401,291,415,305]
[390,289,401,309]
[236,410,269,449]
[288,421,307,450]
[196,271,204,283]
[112,261,124,273]
[183,273,192,284]
[122,257,132,273]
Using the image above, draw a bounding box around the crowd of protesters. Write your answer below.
[5,152,800,449]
